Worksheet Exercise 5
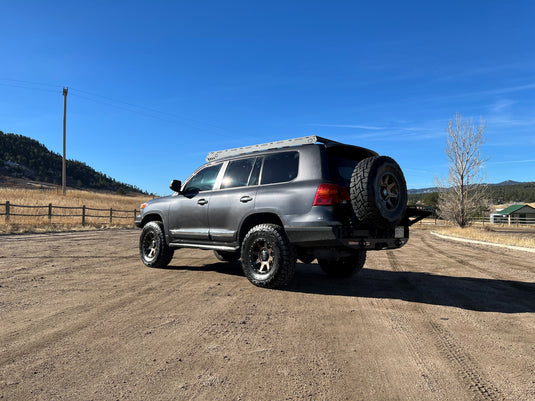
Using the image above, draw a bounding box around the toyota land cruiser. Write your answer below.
[135,136,428,288]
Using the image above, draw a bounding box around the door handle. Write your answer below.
[197,199,208,205]
[240,196,253,203]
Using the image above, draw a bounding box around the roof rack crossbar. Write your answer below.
[206,135,339,162]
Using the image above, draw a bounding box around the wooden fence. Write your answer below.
[417,216,535,227]
[0,201,139,226]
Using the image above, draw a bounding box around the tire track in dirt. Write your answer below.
[0,230,117,243]
[420,235,497,277]
[0,271,187,367]
[420,235,535,300]
[427,320,502,401]
[170,283,341,400]
[409,230,534,272]
[385,250,503,401]
[419,233,533,278]
[2,230,532,400]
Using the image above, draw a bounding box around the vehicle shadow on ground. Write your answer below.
[163,261,245,277]
[289,264,535,314]
[166,261,534,313]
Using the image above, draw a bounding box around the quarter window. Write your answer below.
[261,152,299,184]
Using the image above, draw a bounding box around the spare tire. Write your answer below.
[350,156,407,229]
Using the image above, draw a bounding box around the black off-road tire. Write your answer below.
[318,251,366,277]
[214,250,240,263]
[350,156,407,229]
[139,221,174,268]
[241,224,296,288]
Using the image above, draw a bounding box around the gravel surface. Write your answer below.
[1,229,534,400]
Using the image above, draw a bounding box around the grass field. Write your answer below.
[429,225,535,249]
[0,187,151,234]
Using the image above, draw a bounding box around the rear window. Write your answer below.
[328,155,358,186]
[261,152,299,185]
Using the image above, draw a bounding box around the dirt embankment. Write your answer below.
[1,229,534,400]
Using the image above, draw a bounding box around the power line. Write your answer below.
[69,87,172,117]
[0,78,238,137]
[0,81,60,94]
[69,91,177,123]
[0,78,62,88]
[68,86,234,135]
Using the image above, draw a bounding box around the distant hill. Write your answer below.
[408,187,438,195]
[0,131,147,194]
[408,181,535,205]
[407,180,525,195]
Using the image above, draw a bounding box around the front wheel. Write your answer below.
[241,224,296,288]
[318,251,366,277]
[139,221,174,268]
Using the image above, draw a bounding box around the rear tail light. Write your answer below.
[313,184,350,206]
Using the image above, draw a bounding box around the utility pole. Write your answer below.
[62,87,68,195]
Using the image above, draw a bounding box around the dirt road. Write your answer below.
[1,228,534,400]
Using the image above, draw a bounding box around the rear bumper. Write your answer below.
[285,225,408,251]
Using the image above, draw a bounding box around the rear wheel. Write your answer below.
[241,224,296,288]
[318,251,366,277]
[139,221,174,268]
[350,156,407,229]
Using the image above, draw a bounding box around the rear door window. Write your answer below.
[261,152,299,185]
[221,158,256,189]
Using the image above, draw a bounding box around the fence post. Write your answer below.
[5,201,9,222]
[48,203,52,221]
[110,208,113,224]
[82,205,86,226]
[134,209,138,222]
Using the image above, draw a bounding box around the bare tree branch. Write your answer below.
[437,113,489,227]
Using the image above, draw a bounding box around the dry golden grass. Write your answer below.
[0,187,152,234]
[434,226,535,249]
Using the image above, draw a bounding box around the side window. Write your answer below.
[221,158,255,189]
[183,164,222,192]
[261,152,299,185]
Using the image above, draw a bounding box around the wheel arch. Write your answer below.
[141,212,164,227]
[238,213,284,245]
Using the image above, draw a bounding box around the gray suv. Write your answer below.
[135,136,428,288]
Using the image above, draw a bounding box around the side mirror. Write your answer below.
[169,180,182,193]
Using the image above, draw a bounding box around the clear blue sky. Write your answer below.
[1,1,534,195]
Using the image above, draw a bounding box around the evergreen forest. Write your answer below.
[408,182,535,208]
[0,131,146,194]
